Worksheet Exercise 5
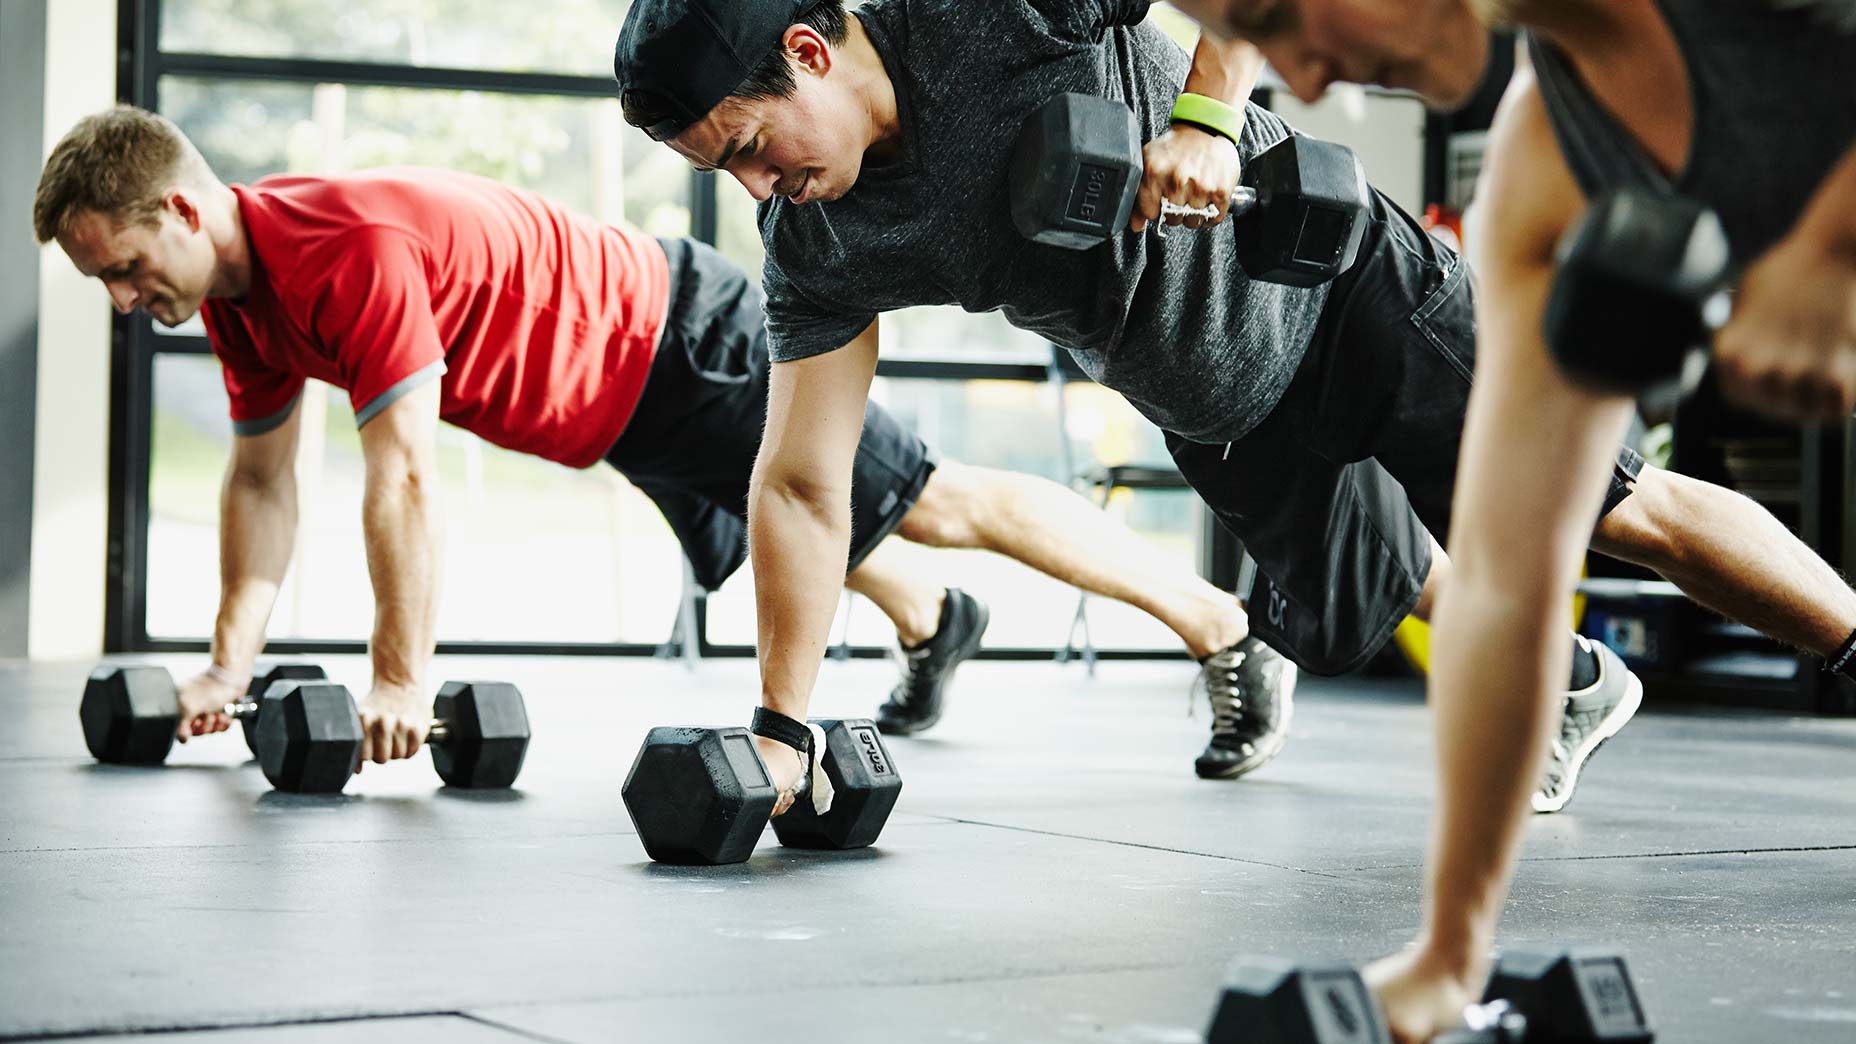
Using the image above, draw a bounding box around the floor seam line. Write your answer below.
[939,816,1355,880]
[468,958,1214,1016]
[0,833,640,857]
[456,1011,582,1044]
[0,1009,465,1042]
[1342,842,1856,872]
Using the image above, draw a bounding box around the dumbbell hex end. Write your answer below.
[623,726,777,865]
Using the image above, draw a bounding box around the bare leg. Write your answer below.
[843,539,945,647]
[1407,463,1856,671]
[1412,536,1451,622]
[893,460,1248,658]
[1592,465,1856,656]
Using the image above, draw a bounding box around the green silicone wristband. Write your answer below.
[1169,92,1244,146]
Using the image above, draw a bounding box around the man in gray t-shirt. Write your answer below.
[751,7,1324,446]
[612,0,1844,818]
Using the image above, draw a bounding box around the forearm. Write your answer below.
[1797,143,1856,257]
[1413,66,1611,976]
[1183,33,1265,108]
[1421,580,1565,969]
[748,475,852,720]
[1425,251,1632,976]
[361,462,443,693]
[1419,344,1619,972]
[213,469,297,676]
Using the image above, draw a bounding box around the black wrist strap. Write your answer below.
[749,707,812,754]
[1824,628,1856,676]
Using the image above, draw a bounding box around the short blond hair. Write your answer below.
[32,106,213,244]
[1466,0,1519,27]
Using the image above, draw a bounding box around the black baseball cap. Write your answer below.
[614,0,829,142]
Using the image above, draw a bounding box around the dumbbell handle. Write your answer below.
[1157,185,1259,224]
[230,696,454,746]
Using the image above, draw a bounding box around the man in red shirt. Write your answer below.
[35,105,1265,770]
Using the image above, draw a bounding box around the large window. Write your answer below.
[114,0,1225,658]
[159,79,691,228]
[703,376,1198,653]
[148,356,685,645]
[123,0,702,652]
[160,0,628,76]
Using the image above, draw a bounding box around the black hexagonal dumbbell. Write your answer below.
[429,681,531,789]
[1206,946,1653,1044]
[80,662,326,765]
[1009,92,1370,286]
[253,679,530,793]
[621,726,775,865]
[769,719,903,851]
[621,717,903,865]
[80,665,182,765]
[254,681,365,794]
[239,664,329,755]
[1543,187,1732,401]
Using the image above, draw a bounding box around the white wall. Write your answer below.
[28,0,117,659]
[1270,85,1428,219]
[1148,6,1428,218]
[1269,85,1425,221]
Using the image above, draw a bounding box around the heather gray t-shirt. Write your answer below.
[758,0,1331,445]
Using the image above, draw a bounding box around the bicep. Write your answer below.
[1468,68,1587,337]
[228,396,304,485]
[1452,72,1638,571]
[758,322,880,489]
[358,378,441,477]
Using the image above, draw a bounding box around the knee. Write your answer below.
[896,462,985,548]
[1590,465,1689,570]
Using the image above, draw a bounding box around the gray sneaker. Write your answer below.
[1533,639,1643,814]
[1193,636,1297,780]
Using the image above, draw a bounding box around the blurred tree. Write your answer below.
[161,0,631,75]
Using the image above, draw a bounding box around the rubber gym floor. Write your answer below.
[4,655,1854,1043]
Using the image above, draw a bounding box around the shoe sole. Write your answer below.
[1195,661,1298,780]
[1533,667,1643,814]
[876,598,991,738]
[876,715,938,737]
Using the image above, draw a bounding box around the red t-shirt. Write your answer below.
[201,169,670,468]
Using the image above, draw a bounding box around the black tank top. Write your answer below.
[1528,1,1856,264]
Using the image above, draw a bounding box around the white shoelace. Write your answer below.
[1189,646,1249,729]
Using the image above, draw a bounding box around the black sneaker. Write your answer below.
[1193,635,1297,780]
[1533,639,1642,814]
[875,588,990,736]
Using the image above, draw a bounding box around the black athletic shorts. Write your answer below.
[1168,199,1644,676]
[604,238,937,591]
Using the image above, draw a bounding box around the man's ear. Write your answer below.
[784,24,833,77]
[165,189,203,232]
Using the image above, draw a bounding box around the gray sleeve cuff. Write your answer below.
[766,319,877,364]
[232,392,304,437]
[353,360,447,428]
